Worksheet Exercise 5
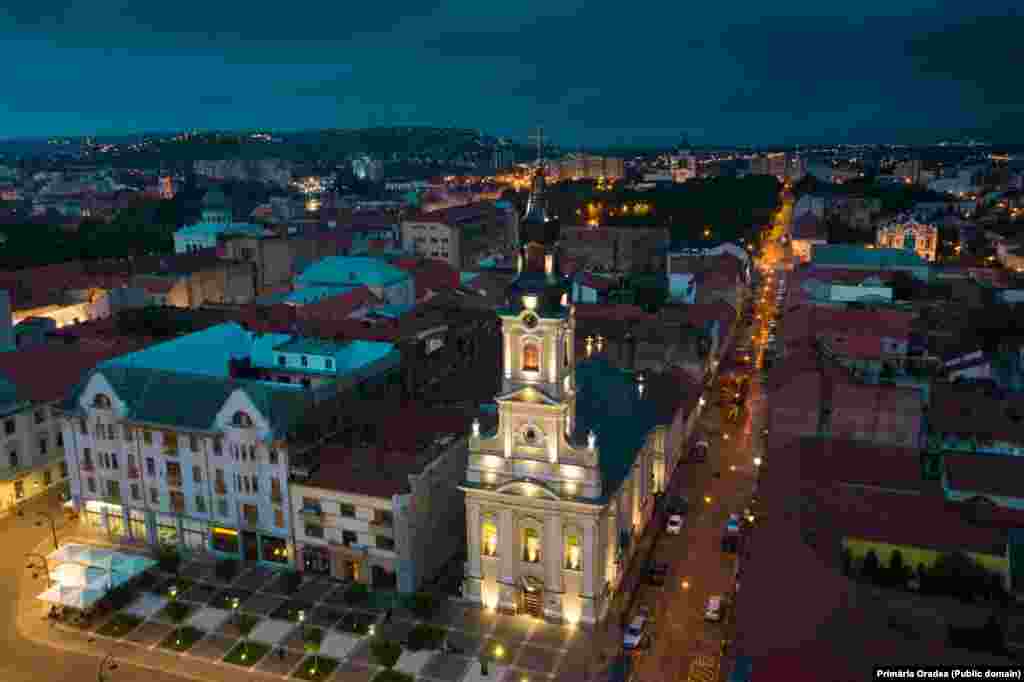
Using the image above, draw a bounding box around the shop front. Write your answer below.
[83,500,125,536]
[260,535,290,565]
[328,544,371,585]
[211,526,240,557]
[302,545,331,575]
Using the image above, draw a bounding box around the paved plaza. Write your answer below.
[40,553,593,681]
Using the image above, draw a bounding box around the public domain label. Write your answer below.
[874,668,1022,680]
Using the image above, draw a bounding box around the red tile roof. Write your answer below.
[295,286,379,322]
[0,338,145,403]
[930,382,1024,444]
[392,258,458,299]
[796,437,925,492]
[944,453,1024,500]
[573,304,656,323]
[305,408,491,497]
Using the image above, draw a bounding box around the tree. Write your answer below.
[840,547,853,576]
[370,637,402,668]
[304,627,324,677]
[236,613,259,658]
[886,550,909,588]
[861,550,881,582]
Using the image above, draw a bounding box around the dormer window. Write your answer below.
[92,394,112,409]
[232,411,254,428]
[277,355,286,366]
[301,355,308,367]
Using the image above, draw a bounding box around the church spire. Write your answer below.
[524,126,548,224]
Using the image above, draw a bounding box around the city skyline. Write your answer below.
[1,1,1022,146]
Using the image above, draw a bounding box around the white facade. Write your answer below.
[462,299,681,626]
[0,401,68,514]
[62,373,296,567]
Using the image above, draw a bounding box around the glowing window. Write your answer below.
[523,343,540,372]
[482,519,498,557]
[92,393,112,409]
[564,531,582,570]
[522,527,541,563]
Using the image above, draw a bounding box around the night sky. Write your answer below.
[2,1,1022,145]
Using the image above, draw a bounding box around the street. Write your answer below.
[621,236,785,682]
[0,490,199,682]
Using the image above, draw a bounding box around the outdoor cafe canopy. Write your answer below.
[37,543,157,610]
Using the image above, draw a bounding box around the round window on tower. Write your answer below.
[522,425,542,446]
[523,313,538,329]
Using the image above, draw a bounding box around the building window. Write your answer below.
[162,431,178,455]
[170,491,185,513]
[123,425,132,441]
[232,411,253,428]
[92,393,112,409]
[482,519,498,557]
[325,358,333,370]
[14,480,24,499]
[565,531,582,570]
[110,453,118,469]
[106,480,120,501]
[305,523,324,538]
[278,355,285,367]
[83,449,93,469]
[301,355,308,367]
[189,435,198,452]
[4,419,15,435]
[8,449,18,469]
[270,478,282,503]
[376,536,395,551]
[43,469,51,486]
[340,503,356,518]
[150,488,158,504]
[523,342,540,372]
[142,429,152,445]
[87,477,97,493]
[130,483,140,501]
[217,498,229,517]
[274,508,284,528]
[57,432,63,448]
[38,437,47,455]
[107,424,115,440]
[375,510,393,527]
[269,449,279,465]
[34,409,45,425]
[342,530,357,546]
[522,527,541,563]
[213,437,223,455]
[195,495,206,514]
[60,462,68,478]
[78,418,87,435]
[146,457,155,476]
[242,504,259,525]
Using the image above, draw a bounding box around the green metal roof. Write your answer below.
[572,357,671,499]
[63,366,313,437]
[812,244,929,268]
[297,256,410,288]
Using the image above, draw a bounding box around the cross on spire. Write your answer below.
[529,126,545,165]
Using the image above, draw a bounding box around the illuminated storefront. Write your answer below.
[211,527,239,555]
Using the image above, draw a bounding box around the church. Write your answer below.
[461,166,693,626]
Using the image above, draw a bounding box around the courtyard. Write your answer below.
[44,552,593,682]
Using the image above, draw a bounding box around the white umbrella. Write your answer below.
[37,584,105,610]
[49,563,110,591]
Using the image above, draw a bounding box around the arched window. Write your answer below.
[92,394,112,409]
[564,530,581,570]
[523,342,540,372]
[232,411,253,428]
[522,527,541,563]
[482,519,499,557]
[564,336,570,368]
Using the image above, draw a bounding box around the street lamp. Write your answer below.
[36,511,59,550]
[754,457,762,467]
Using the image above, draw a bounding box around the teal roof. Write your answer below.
[0,376,24,416]
[573,357,672,499]
[460,272,482,285]
[268,338,397,375]
[255,285,357,306]
[176,221,265,238]
[103,323,265,377]
[65,365,311,436]
[297,256,411,288]
[812,245,929,268]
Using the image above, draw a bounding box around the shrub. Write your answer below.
[282,571,302,594]
[406,624,445,651]
[157,546,181,575]
[409,592,438,620]
[369,637,402,668]
[886,550,910,588]
[164,601,191,624]
[344,583,370,606]
[216,559,239,583]
[373,670,414,682]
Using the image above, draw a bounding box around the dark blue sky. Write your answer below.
[2,1,1022,146]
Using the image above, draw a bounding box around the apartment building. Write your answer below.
[292,408,485,591]
[0,339,143,513]
[59,322,400,566]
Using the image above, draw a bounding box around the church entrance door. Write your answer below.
[521,576,544,618]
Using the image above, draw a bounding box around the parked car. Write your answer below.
[623,611,649,649]
[666,514,684,535]
[704,596,724,622]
